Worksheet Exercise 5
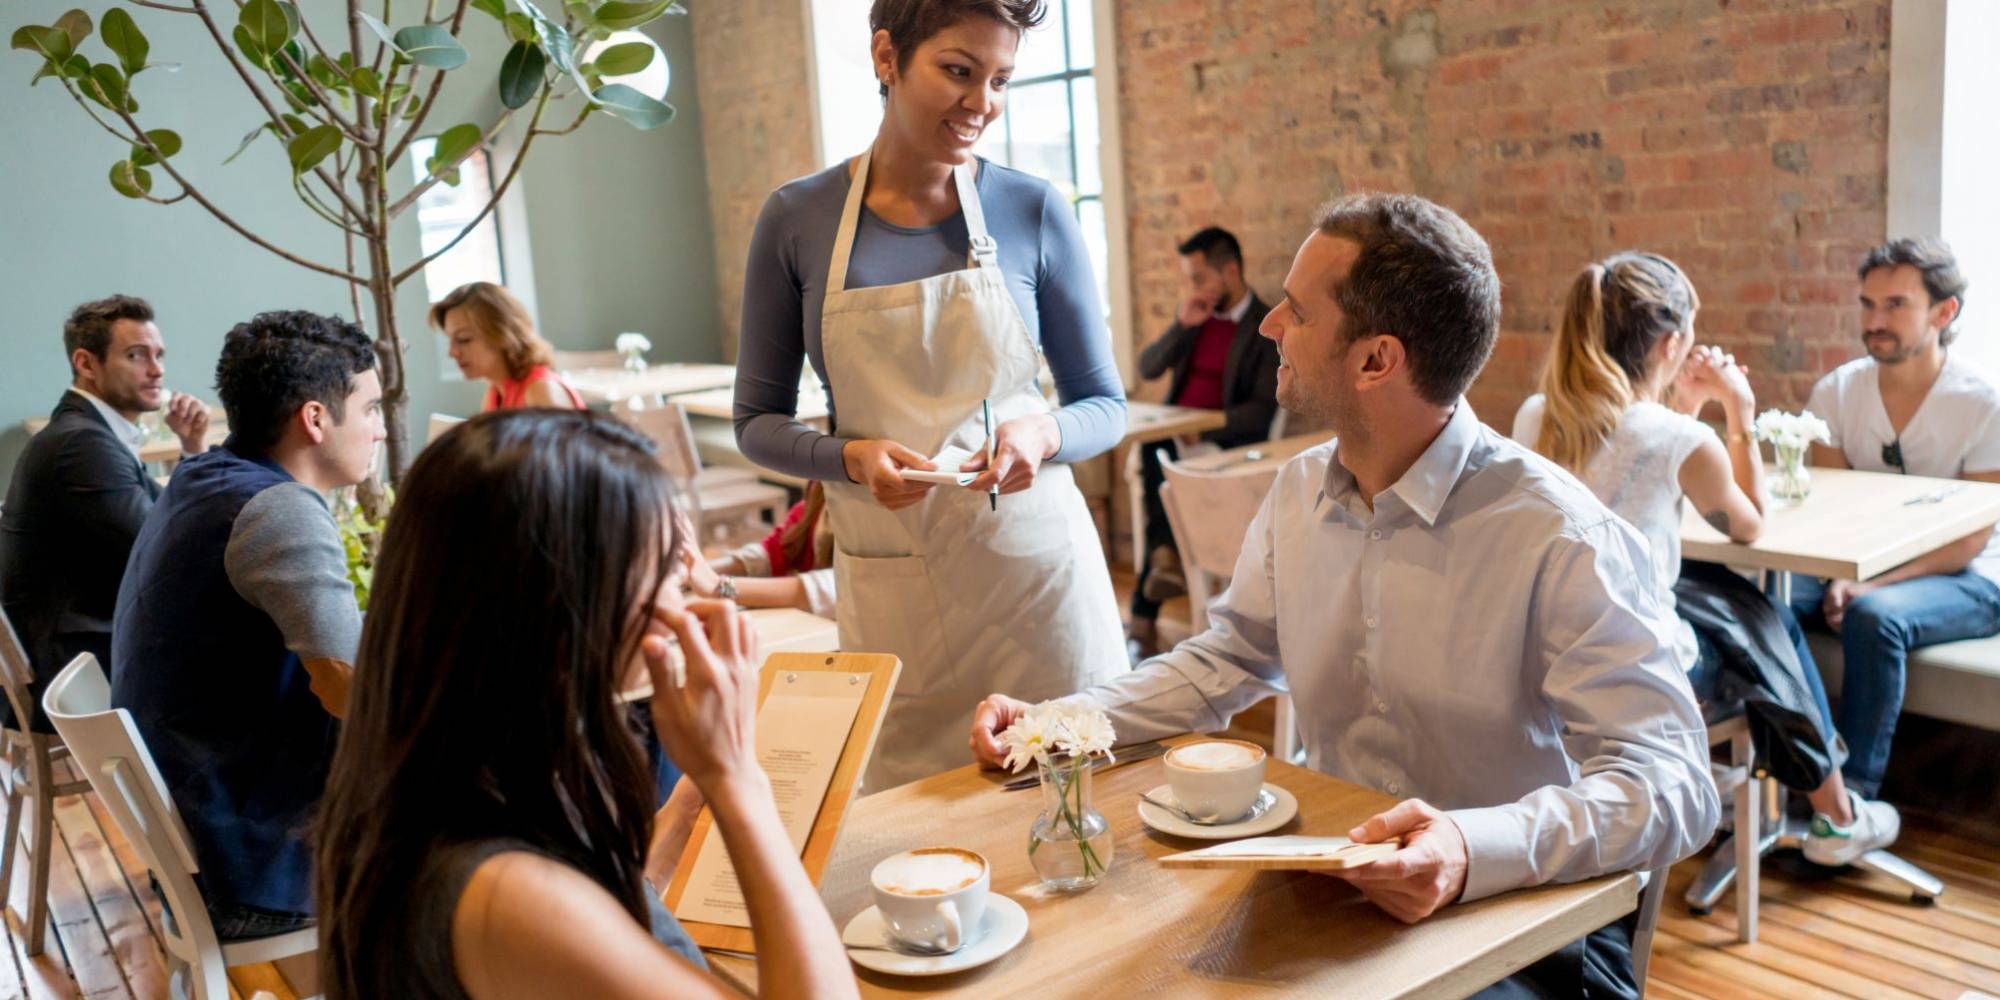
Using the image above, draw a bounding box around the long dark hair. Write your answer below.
[316,409,682,997]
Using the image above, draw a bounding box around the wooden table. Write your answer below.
[24,411,229,470]
[1179,433,1327,476]
[1679,467,2000,584]
[563,363,737,405]
[705,740,1638,998]
[675,387,832,426]
[1122,400,1228,445]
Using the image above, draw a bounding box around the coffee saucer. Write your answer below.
[842,893,1028,976]
[1137,783,1298,840]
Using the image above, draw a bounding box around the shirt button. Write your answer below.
[1370,529,1382,540]
[1387,782,1402,796]
[1365,616,1378,629]
[1376,700,1389,713]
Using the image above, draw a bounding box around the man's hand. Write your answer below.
[967,692,1034,769]
[1175,295,1215,329]
[1823,579,1874,631]
[163,394,209,454]
[1332,799,1469,924]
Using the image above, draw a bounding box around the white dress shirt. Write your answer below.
[1079,403,1718,902]
[69,387,145,458]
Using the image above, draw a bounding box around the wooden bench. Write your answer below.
[1806,632,2000,732]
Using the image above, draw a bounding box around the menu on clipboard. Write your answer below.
[666,653,900,952]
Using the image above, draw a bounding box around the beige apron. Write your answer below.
[820,150,1125,790]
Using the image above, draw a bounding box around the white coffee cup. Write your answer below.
[869,847,990,954]
[1163,738,1268,823]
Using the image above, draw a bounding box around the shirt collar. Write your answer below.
[69,387,144,456]
[1318,401,1481,527]
[1220,288,1256,325]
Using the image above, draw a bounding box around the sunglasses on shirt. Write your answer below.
[1882,439,1906,475]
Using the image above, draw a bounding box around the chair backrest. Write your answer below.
[1159,451,1280,583]
[551,349,625,372]
[42,654,219,965]
[618,402,704,485]
[426,412,465,446]
[0,605,38,732]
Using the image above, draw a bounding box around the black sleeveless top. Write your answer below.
[383,838,707,999]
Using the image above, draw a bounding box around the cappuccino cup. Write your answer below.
[1163,738,1267,823]
[869,847,990,953]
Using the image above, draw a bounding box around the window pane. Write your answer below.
[1072,75,1100,197]
[1077,196,1110,319]
[409,136,507,302]
[974,117,1008,165]
[1065,0,1094,72]
[1001,80,1075,195]
[1012,12,1066,81]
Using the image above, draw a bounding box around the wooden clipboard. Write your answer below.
[665,652,899,953]
[1158,840,1399,872]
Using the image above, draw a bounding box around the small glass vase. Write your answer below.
[1028,753,1113,891]
[621,349,647,374]
[1772,442,1811,503]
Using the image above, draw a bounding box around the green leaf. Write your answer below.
[592,82,672,129]
[307,53,337,88]
[109,160,151,198]
[402,94,423,119]
[100,8,149,75]
[280,112,309,135]
[54,9,92,48]
[11,25,75,69]
[286,123,341,175]
[358,11,399,51]
[497,40,544,109]
[589,40,652,76]
[272,39,306,81]
[233,25,270,69]
[392,25,467,69]
[130,128,181,166]
[349,66,382,97]
[82,63,133,112]
[503,12,536,43]
[594,0,673,31]
[425,122,482,177]
[224,122,273,164]
[238,0,294,53]
[471,0,507,18]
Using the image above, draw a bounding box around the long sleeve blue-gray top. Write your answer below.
[733,157,1127,482]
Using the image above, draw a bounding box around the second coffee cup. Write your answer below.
[1163,738,1267,823]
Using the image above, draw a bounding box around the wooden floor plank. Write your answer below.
[226,962,298,1000]
[1750,895,2000,995]
[52,784,165,1000]
[1658,904,1946,999]
[36,791,127,998]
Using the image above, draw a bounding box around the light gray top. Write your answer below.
[224,482,361,664]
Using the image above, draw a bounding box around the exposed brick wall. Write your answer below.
[1116,0,1891,422]
[688,0,819,359]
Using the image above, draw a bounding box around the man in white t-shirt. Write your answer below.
[1793,238,2000,811]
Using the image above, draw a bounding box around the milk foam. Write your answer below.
[873,849,984,896]
[1168,740,1265,771]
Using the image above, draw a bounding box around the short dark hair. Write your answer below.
[1177,227,1243,273]
[1859,238,1969,346]
[870,0,1045,97]
[215,310,376,451]
[1313,193,1501,406]
[63,295,154,378]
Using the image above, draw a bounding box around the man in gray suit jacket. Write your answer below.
[1130,228,1279,653]
[0,295,207,728]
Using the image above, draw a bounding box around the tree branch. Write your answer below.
[529,101,592,138]
[392,88,550,285]
[386,104,518,218]
[124,0,198,11]
[293,174,371,237]
[383,0,472,169]
[141,189,193,205]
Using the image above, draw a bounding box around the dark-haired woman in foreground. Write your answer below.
[315,410,855,999]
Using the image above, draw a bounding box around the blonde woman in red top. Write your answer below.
[430,282,585,411]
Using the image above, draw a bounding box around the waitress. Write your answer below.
[733,0,1127,788]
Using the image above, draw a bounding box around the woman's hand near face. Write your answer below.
[842,438,937,510]
[643,598,762,795]
[961,413,1061,496]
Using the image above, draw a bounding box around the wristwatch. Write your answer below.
[716,575,738,600]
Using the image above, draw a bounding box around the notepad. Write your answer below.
[899,445,980,486]
[1158,835,1400,871]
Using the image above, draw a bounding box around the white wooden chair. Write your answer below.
[1156,449,1300,762]
[42,655,319,1000]
[426,412,465,447]
[619,403,788,547]
[1631,864,1670,996]
[0,607,90,956]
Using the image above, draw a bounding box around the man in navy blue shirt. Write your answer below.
[113,310,382,940]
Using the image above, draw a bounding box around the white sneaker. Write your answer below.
[1803,790,1901,866]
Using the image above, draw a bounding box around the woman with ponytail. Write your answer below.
[1513,251,1902,866]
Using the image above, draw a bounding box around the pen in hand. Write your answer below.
[983,399,997,511]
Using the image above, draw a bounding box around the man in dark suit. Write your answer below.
[1129,227,1279,654]
[0,295,208,727]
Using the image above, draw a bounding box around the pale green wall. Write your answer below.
[0,1,719,489]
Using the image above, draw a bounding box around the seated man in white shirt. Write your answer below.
[969,194,1718,998]
[1788,238,2000,806]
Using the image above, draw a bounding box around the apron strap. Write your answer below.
[826,151,999,296]
[826,148,874,296]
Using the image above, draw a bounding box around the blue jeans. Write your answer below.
[1787,570,2000,796]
